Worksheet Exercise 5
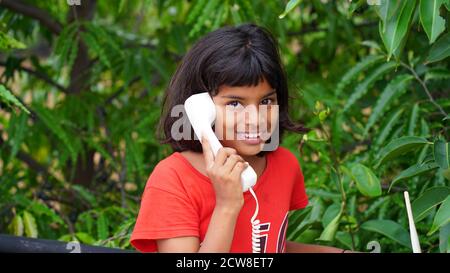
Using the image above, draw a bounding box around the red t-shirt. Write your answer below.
[130,146,308,253]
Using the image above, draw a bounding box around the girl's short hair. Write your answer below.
[157,23,309,156]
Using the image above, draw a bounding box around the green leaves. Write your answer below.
[322,203,341,228]
[8,214,24,236]
[351,164,382,197]
[0,84,30,114]
[407,103,420,136]
[375,108,404,147]
[434,139,450,180]
[54,23,79,71]
[376,0,401,32]
[343,61,397,112]
[426,33,450,63]
[9,211,39,238]
[188,0,220,37]
[28,200,65,225]
[125,133,145,180]
[378,0,416,59]
[389,161,439,191]
[428,196,450,235]
[336,55,384,97]
[419,0,446,44]
[434,140,449,166]
[186,0,258,37]
[439,223,450,253]
[72,185,99,207]
[412,186,450,222]
[363,74,413,136]
[287,206,313,240]
[7,113,27,162]
[0,31,26,50]
[238,0,257,22]
[23,211,38,238]
[73,22,124,71]
[279,0,301,19]
[84,23,123,67]
[424,67,450,82]
[97,212,109,241]
[360,219,411,248]
[186,0,208,24]
[376,136,431,167]
[81,31,111,68]
[75,232,96,245]
[314,101,330,123]
[34,104,78,165]
[317,203,344,242]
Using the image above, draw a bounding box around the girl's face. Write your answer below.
[212,78,279,157]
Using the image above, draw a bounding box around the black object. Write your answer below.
[0,234,136,253]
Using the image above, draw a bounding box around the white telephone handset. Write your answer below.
[184,92,257,192]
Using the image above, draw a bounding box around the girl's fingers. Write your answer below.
[222,154,245,174]
[214,147,237,167]
[230,162,248,182]
[201,134,214,169]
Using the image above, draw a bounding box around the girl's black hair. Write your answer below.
[157,23,309,156]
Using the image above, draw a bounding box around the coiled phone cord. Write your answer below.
[248,187,262,253]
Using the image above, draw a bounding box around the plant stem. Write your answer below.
[399,61,448,118]
[321,123,356,250]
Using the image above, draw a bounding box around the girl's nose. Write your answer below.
[243,104,259,128]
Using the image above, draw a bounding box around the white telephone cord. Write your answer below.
[248,187,262,253]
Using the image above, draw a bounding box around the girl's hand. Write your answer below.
[201,134,248,211]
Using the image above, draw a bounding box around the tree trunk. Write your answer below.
[65,0,97,187]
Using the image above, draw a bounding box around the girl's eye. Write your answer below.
[261,98,274,105]
[227,101,242,107]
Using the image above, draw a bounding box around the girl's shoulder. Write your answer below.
[153,151,197,169]
[145,150,211,189]
[150,152,181,172]
[271,146,299,165]
[144,152,190,190]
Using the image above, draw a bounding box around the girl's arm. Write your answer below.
[197,205,241,252]
[285,241,354,253]
[157,136,247,253]
[157,205,241,252]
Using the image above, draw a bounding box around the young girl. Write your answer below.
[130,23,349,253]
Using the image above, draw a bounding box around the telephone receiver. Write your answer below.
[184,92,257,192]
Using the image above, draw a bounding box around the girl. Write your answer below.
[130,23,349,253]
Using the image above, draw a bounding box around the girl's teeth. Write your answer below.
[238,132,259,139]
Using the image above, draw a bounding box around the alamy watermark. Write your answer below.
[171,104,280,151]
[67,0,81,6]
[367,0,381,6]
[366,240,381,253]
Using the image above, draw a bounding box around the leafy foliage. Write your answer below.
[0,0,449,253]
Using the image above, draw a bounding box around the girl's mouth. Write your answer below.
[236,132,262,145]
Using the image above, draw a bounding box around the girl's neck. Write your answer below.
[241,154,261,167]
[242,154,267,179]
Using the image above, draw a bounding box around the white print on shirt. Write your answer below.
[256,222,271,253]
[253,211,289,253]
[276,212,289,253]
